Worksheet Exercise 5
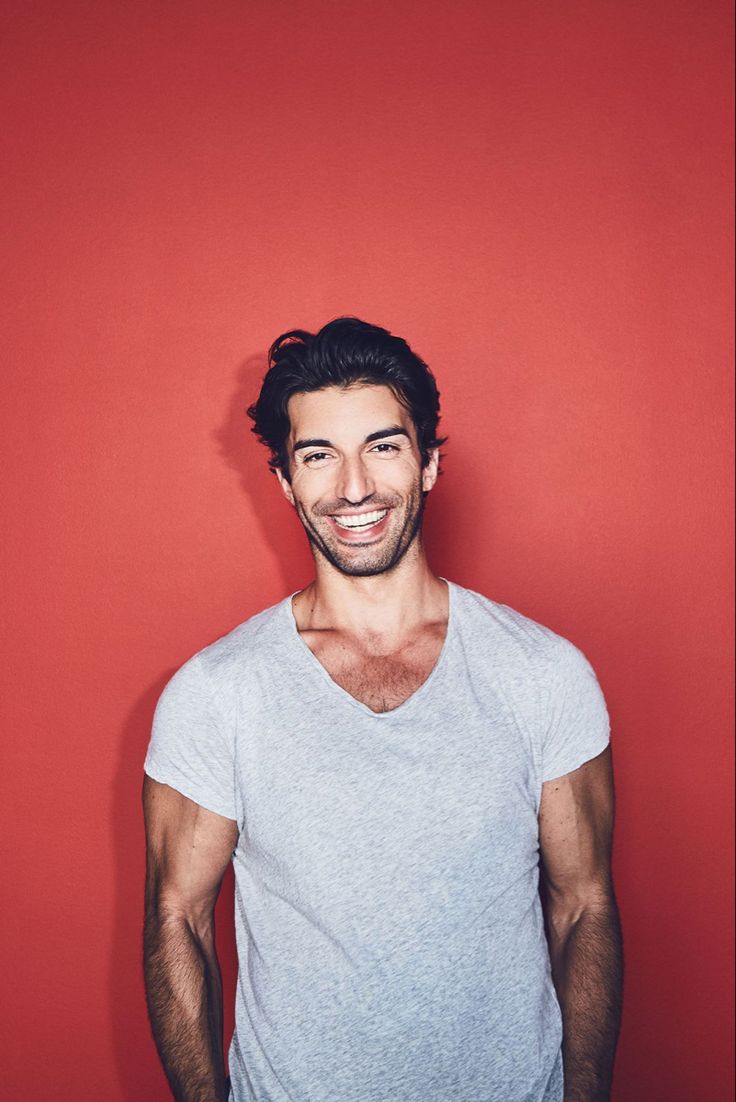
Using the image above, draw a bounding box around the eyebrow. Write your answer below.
[292,426,410,453]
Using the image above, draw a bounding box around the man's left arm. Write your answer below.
[538,745,623,1102]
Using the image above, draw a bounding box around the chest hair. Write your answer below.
[305,628,446,713]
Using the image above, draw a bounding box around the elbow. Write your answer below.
[144,877,216,946]
[546,881,619,943]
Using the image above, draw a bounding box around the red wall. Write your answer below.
[2,2,733,1098]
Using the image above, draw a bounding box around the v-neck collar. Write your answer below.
[284,579,456,719]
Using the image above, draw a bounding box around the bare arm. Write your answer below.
[143,775,239,1102]
[539,746,623,1102]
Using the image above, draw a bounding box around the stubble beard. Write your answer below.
[295,480,427,578]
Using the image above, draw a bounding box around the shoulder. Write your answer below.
[162,595,292,701]
[448,580,604,703]
[447,583,609,781]
[449,580,579,663]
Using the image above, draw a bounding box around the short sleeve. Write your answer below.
[144,653,237,820]
[540,636,611,783]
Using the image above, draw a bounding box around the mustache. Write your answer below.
[312,494,402,517]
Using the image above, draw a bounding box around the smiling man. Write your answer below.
[282,385,429,580]
[142,317,623,1102]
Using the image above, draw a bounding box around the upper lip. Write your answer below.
[329,507,389,517]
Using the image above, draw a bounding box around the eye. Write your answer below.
[370,442,400,454]
[302,451,332,465]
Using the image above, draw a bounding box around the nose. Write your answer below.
[336,454,376,505]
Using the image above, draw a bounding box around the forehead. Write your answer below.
[286,384,413,439]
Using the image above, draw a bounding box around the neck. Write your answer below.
[294,538,446,639]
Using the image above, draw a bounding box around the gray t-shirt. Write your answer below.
[144,580,610,1102]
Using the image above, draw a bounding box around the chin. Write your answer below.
[317,534,416,578]
[328,557,400,578]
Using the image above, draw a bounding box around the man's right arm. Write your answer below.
[143,774,239,1102]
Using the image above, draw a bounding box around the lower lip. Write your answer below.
[326,510,392,543]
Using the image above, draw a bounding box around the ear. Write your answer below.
[275,466,295,506]
[421,448,440,493]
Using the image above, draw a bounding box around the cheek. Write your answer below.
[289,466,316,492]
[377,455,422,483]
[289,468,332,507]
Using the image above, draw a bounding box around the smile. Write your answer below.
[331,509,389,530]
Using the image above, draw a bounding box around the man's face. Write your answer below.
[276,384,438,577]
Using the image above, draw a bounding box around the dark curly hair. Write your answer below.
[247,316,447,481]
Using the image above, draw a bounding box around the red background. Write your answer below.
[1,1,733,1099]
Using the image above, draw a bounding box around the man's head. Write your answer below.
[248,317,445,480]
[247,317,447,577]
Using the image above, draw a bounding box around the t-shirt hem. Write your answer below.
[541,733,610,783]
[143,757,238,821]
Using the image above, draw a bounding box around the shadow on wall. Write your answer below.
[213,351,315,595]
[215,353,270,496]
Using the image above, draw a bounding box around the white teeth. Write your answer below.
[332,509,388,529]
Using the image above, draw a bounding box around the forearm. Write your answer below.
[144,912,228,1102]
[548,895,623,1102]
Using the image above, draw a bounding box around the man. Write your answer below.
[143,317,623,1102]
